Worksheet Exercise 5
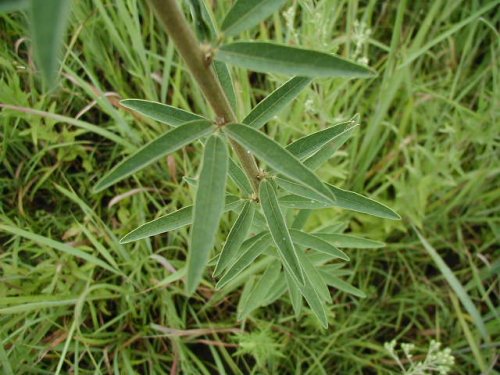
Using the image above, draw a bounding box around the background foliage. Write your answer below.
[0,0,498,373]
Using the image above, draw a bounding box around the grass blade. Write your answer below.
[121,99,205,127]
[0,224,119,275]
[187,135,229,294]
[214,201,255,276]
[243,77,312,129]
[221,0,287,37]
[30,0,71,86]
[286,120,359,160]
[216,42,376,78]
[224,123,334,201]
[94,120,214,192]
[259,180,305,285]
[290,230,349,261]
[416,229,489,341]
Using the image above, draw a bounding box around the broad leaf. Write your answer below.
[259,180,305,285]
[286,120,358,160]
[290,230,349,261]
[314,233,384,249]
[228,158,253,195]
[221,0,287,37]
[243,77,312,129]
[121,99,204,127]
[238,262,282,319]
[30,0,72,86]
[216,42,376,78]
[217,232,272,288]
[279,184,400,220]
[120,196,242,244]
[320,273,366,298]
[224,123,334,201]
[94,120,214,192]
[187,135,229,293]
[214,201,255,276]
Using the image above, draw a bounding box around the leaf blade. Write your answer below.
[214,201,255,276]
[120,99,205,127]
[259,180,305,285]
[216,42,376,78]
[94,120,214,192]
[221,0,287,37]
[30,0,71,86]
[224,123,334,201]
[290,229,349,261]
[243,76,312,129]
[187,135,229,294]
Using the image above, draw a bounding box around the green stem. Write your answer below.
[147,0,261,194]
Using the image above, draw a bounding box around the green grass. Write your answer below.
[1,0,498,373]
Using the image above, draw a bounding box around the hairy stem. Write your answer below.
[148,0,261,193]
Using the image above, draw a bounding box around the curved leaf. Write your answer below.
[221,0,287,37]
[259,180,305,285]
[30,0,71,86]
[121,99,204,127]
[120,196,242,244]
[214,201,255,276]
[314,233,384,249]
[243,77,312,129]
[224,123,334,201]
[217,232,272,288]
[290,230,349,261]
[187,135,229,294]
[216,42,376,78]
[320,273,366,298]
[286,120,358,160]
[94,120,214,192]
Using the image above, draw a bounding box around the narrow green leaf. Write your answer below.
[187,135,229,294]
[416,229,489,340]
[275,176,331,205]
[304,119,359,169]
[288,271,328,328]
[296,248,330,302]
[94,120,214,192]
[320,273,366,298]
[214,201,255,276]
[224,123,334,201]
[188,0,217,41]
[0,224,119,275]
[216,42,376,78]
[314,233,384,249]
[285,272,302,316]
[221,0,287,37]
[243,77,312,129]
[238,262,282,319]
[259,180,305,285]
[0,0,28,12]
[286,120,358,160]
[290,230,349,261]
[216,232,272,288]
[228,158,253,195]
[120,99,204,127]
[30,0,71,86]
[280,184,401,220]
[214,61,238,111]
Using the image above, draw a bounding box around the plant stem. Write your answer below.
[147,0,261,193]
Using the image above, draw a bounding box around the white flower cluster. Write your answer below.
[352,20,372,65]
[384,339,455,375]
